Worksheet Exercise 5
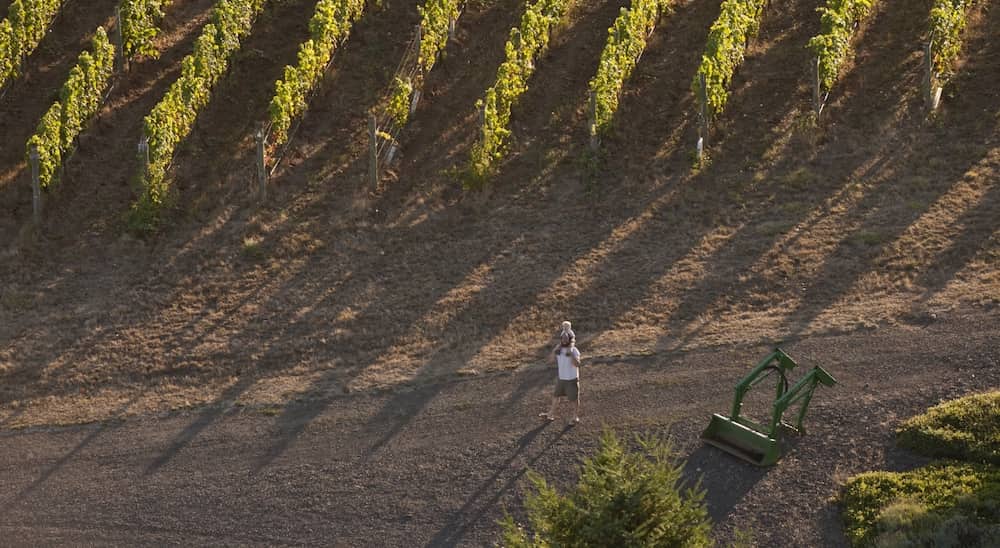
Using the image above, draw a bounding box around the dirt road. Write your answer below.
[0,311,996,546]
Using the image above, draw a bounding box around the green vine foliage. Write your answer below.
[387,76,413,127]
[121,0,175,59]
[417,0,461,74]
[807,0,874,93]
[929,0,973,84]
[268,0,366,147]
[25,27,115,190]
[589,0,668,136]
[468,0,570,184]
[133,0,267,230]
[692,0,767,122]
[0,0,64,90]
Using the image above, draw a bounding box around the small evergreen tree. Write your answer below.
[501,429,713,547]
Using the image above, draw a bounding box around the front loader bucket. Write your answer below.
[701,414,780,466]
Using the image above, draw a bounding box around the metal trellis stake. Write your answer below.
[924,41,941,112]
[588,90,599,151]
[813,57,824,118]
[697,72,708,161]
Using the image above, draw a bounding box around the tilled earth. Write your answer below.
[0,312,996,546]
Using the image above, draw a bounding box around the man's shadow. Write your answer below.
[427,420,573,547]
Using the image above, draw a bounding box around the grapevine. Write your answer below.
[267,0,366,147]
[120,0,175,59]
[132,0,268,230]
[0,0,64,90]
[468,0,571,184]
[25,27,115,189]
[807,0,875,94]
[929,0,974,84]
[589,0,669,136]
[692,0,768,122]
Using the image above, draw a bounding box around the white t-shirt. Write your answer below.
[556,347,581,380]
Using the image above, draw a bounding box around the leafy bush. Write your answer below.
[929,0,974,84]
[467,0,569,184]
[267,0,366,147]
[842,462,1000,546]
[132,0,268,230]
[25,27,115,189]
[500,430,712,547]
[0,0,64,89]
[807,0,874,93]
[897,391,999,465]
[589,0,668,136]
[692,0,767,121]
[121,0,175,59]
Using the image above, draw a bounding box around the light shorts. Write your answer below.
[554,378,580,402]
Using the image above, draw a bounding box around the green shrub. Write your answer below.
[842,462,1000,546]
[500,429,712,547]
[387,76,413,127]
[897,391,999,465]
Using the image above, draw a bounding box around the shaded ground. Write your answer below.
[0,313,996,546]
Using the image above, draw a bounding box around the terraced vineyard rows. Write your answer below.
[132,0,269,229]
[0,0,989,232]
[0,0,66,90]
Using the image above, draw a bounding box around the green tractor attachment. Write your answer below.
[701,348,836,466]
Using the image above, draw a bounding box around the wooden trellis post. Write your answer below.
[255,124,267,201]
[29,145,41,226]
[114,8,128,73]
[137,135,150,181]
[369,114,378,187]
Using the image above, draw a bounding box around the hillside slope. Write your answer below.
[0,0,996,428]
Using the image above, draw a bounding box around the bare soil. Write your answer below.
[0,0,997,544]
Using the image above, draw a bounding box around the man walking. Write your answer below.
[539,321,581,424]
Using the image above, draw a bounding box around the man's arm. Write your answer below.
[572,348,581,367]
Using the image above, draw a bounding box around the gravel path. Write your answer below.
[1,312,996,546]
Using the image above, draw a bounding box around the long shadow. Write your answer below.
[775,0,1000,338]
[1,395,138,511]
[525,0,816,348]
[428,421,571,547]
[143,377,255,475]
[0,0,222,394]
[656,0,947,350]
